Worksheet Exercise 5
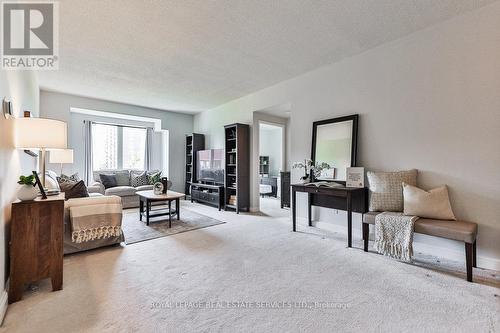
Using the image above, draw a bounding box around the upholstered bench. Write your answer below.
[362,212,478,282]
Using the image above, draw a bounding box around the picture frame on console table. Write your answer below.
[32,171,47,199]
[346,167,364,188]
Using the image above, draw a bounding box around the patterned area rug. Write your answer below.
[122,207,225,244]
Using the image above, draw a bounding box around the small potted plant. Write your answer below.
[17,174,38,201]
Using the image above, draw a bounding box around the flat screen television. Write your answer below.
[197,149,224,184]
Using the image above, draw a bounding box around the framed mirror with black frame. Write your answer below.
[311,114,358,182]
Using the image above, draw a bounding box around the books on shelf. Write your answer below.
[228,195,237,205]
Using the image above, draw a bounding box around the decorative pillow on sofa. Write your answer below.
[99,174,118,189]
[57,177,75,191]
[59,180,89,200]
[114,171,131,186]
[367,169,417,212]
[131,171,149,187]
[403,183,456,220]
[57,173,80,183]
[148,171,162,185]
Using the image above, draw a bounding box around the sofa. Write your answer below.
[89,169,172,209]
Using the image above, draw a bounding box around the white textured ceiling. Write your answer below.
[39,0,497,113]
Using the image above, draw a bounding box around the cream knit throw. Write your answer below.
[69,199,122,243]
[374,212,419,262]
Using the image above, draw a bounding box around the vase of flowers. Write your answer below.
[293,159,332,184]
[292,159,313,183]
[311,162,332,181]
[17,175,38,201]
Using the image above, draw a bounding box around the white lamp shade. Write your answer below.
[49,149,73,164]
[14,118,67,149]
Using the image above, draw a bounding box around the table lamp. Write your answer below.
[14,118,68,187]
[49,149,74,175]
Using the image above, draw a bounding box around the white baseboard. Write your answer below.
[411,240,500,271]
[307,219,500,271]
[0,289,8,325]
[250,206,260,213]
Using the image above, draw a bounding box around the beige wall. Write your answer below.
[0,71,40,314]
[194,3,500,269]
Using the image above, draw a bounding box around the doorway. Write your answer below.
[258,121,287,217]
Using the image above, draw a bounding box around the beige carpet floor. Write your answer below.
[1,201,499,332]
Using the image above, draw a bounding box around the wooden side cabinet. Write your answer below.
[9,193,65,303]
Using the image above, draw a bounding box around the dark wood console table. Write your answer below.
[291,184,368,247]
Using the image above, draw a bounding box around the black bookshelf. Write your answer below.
[224,123,250,213]
[185,133,205,196]
[259,156,269,175]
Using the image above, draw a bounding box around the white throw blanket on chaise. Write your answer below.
[374,212,419,262]
[69,196,123,243]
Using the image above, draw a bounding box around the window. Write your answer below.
[92,123,118,170]
[92,123,147,171]
[122,127,147,169]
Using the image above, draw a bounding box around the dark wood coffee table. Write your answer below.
[137,190,186,227]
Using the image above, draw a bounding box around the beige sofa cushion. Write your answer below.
[367,169,417,212]
[403,183,456,220]
[105,186,137,197]
[136,185,154,191]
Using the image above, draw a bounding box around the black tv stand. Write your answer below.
[190,182,224,211]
